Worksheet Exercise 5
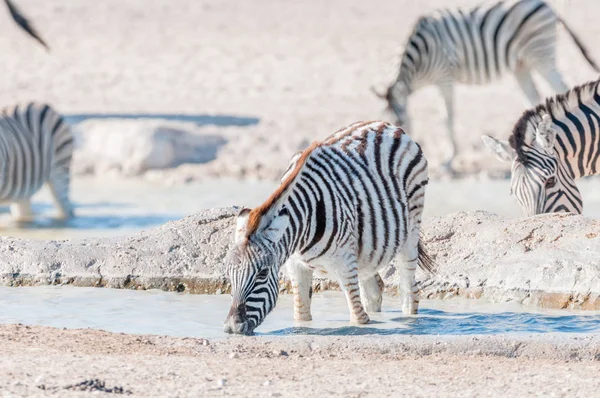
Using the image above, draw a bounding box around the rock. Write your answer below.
[0,209,598,310]
[71,119,227,177]
[228,352,239,359]
[217,379,226,388]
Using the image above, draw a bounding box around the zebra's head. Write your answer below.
[482,114,581,216]
[223,207,289,335]
[373,82,411,132]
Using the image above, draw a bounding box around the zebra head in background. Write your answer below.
[482,114,581,216]
[223,207,289,335]
[373,82,411,133]
[4,0,49,49]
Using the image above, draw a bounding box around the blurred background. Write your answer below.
[0,0,598,239]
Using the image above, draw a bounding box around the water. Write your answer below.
[1,286,598,338]
[4,176,600,240]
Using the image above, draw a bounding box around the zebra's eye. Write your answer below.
[257,268,269,279]
[546,176,557,188]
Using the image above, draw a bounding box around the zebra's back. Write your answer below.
[412,0,556,85]
[290,121,428,268]
[0,102,73,201]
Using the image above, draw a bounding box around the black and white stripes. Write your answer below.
[223,121,433,335]
[0,103,74,220]
[377,0,598,170]
[482,79,600,215]
[4,0,49,49]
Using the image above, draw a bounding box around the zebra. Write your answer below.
[373,0,599,171]
[0,103,74,221]
[481,79,600,215]
[4,0,49,49]
[223,121,434,335]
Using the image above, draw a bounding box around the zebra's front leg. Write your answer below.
[359,272,384,313]
[514,66,541,106]
[10,200,34,222]
[438,83,457,172]
[396,237,420,315]
[331,254,370,324]
[286,256,314,321]
[48,168,74,220]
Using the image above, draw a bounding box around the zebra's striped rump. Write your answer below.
[483,79,600,215]
[0,102,74,220]
[224,121,432,335]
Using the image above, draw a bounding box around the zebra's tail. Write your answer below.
[417,239,436,275]
[557,16,599,72]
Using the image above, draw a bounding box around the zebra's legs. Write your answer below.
[330,254,370,324]
[395,236,420,315]
[438,83,456,171]
[48,168,74,220]
[359,272,384,313]
[286,257,314,321]
[537,67,568,95]
[514,66,541,106]
[10,200,33,222]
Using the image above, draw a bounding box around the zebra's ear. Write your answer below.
[235,208,251,243]
[262,210,289,243]
[535,114,556,151]
[481,135,515,163]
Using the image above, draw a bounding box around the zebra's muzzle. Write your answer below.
[223,303,254,335]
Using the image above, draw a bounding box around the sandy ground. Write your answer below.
[0,324,598,397]
[1,0,599,181]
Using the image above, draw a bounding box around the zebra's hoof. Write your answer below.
[352,313,370,325]
[294,313,312,322]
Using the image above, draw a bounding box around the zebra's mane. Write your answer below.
[509,79,600,161]
[245,140,321,238]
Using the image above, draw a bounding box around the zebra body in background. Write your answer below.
[223,121,434,335]
[376,0,598,170]
[482,79,600,215]
[4,0,49,49]
[0,103,74,221]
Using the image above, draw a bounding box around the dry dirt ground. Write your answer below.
[1,0,599,181]
[0,324,599,397]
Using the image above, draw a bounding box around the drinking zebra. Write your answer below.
[0,103,74,221]
[223,121,434,335]
[4,0,49,49]
[482,79,600,215]
[374,0,598,171]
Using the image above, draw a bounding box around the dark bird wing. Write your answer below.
[4,0,49,50]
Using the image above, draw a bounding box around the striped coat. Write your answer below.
[378,0,598,170]
[224,121,433,335]
[0,103,74,220]
[482,79,600,215]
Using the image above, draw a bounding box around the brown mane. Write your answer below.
[245,140,321,237]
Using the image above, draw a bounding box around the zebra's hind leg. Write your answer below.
[395,237,420,315]
[330,253,370,324]
[514,66,541,106]
[438,83,457,173]
[48,168,74,220]
[286,256,314,321]
[10,200,34,222]
[359,272,384,313]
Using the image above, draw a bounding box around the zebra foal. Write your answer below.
[375,0,598,170]
[223,121,434,335]
[482,79,600,215]
[0,103,74,221]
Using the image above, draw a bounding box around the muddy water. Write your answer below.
[1,286,598,338]
[2,176,600,240]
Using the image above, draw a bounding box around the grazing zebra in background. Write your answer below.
[4,0,49,49]
[0,103,74,221]
[223,121,434,335]
[374,0,599,171]
[482,79,600,215]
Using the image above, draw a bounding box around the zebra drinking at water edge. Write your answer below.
[482,79,600,215]
[223,121,434,335]
[374,0,598,171]
[0,103,74,221]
